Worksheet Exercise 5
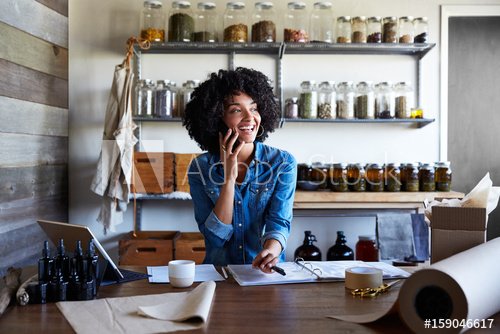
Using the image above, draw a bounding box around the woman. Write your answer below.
[183,67,297,273]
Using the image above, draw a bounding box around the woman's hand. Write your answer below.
[252,239,283,274]
[219,128,244,183]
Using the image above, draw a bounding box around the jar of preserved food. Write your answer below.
[193,2,218,42]
[336,82,354,119]
[297,163,312,181]
[355,235,379,261]
[398,16,414,43]
[329,163,348,192]
[327,231,354,261]
[435,161,452,192]
[336,16,351,43]
[284,97,299,119]
[355,81,375,119]
[317,81,336,119]
[140,0,166,42]
[168,1,194,42]
[400,162,419,192]
[367,16,381,43]
[294,231,322,261]
[384,163,401,192]
[413,17,428,43]
[419,163,436,192]
[394,82,414,119]
[374,81,395,119]
[382,16,397,43]
[309,1,334,43]
[347,163,366,191]
[135,79,155,117]
[366,163,384,192]
[311,162,328,190]
[299,81,318,119]
[284,2,309,42]
[178,79,199,117]
[251,2,276,42]
[223,2,248,42]
[154,79,173,118]
[351,16,367,43]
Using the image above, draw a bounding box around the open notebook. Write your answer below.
[227,260,410,287]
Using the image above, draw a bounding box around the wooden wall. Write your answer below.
[0,0,68,276]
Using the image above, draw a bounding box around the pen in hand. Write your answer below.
[271,265,286,276]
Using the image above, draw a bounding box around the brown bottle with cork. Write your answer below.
[294,230,322,261]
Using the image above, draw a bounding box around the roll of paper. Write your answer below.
[345,267,383,290]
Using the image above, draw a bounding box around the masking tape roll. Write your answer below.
[345,267,383,290]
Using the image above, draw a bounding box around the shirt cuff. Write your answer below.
[205,210,233,241]
[261,231,287,255]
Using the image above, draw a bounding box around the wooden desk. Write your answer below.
[0,266,498,333]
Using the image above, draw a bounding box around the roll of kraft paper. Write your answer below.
[345,267,383,290]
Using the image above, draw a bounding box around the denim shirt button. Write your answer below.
[265,188,269,191]
[239,245,243,249]
[238,223,242,227]
[237,200,242,204]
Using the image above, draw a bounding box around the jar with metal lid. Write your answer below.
[299,81,318,119]
[413,17,428,43]
[398,16,414,43]
[297,163,312,181]
[284,2,309,42]
[168,1,194,42]
[193,2,218,42]
[140,0,166,42]
[384,163,401,192]
[309,1,334,43]
[347,163,366,191]
[351,16,367,43]
[356,235,379,261]
[400,162,419,192]
[285,97,299,119]
[169,81,179,117]
[179,79,199,118]
[336,82,355,119]
[311,162,328,190]
[251,2,276,42]
[154,80,173,118]
[223,2,248,42]
[367,16,381,43]
[355,81,375,119]
[382,16,397,43]
[366,163,384,192]
[394,82,414,119]
[135,79,155,118]
[374,82,395,119]
[318,81,336,119]
[419,163,436,192]
[329,163,348,192]
[336,16,351,43]
[435,161,452,192]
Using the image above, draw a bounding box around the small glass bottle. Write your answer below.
[347,163,366,192]
[367,16,382,43]
[309,1,334,43]
[251,2,277,42]
[193,2,218,42]
[419,163,436,192]
[136,79,155,118]
[413,17,429,43]
[223,2,248,42]
[285,97,299,119]
[140,0,166,42]
[382,16,397,43]
[327,231,354,261]
[168,1,194,42]
[154,79,173,118]
[284,2,309,43]
[317,81,336,119]
[355,81,375,119]
[294,230,322,261]
[336,16,351,43]
[394,82,414,119]
[351,16,367,43]
[356,235,379,262]
[374,81,395,119]
[384,163,401,192]
[299,81,318,119]
[366,163,384,192]
[329,163,348,192]
[398,16,414,43]
[435,161,452,192]
[336,82,354,119]
[400,162,420,192]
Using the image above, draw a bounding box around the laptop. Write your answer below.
[37,220,149,286]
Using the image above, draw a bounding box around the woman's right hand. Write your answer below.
[219,128,244,183]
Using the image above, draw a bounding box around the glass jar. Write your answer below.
[193,2,218,42]
[140,0,166,42]
[311,162,328,189]
[285,97,299,119]
[297,163,312,181]
[154,79,173,118]
[413,17,428,43]
[168,1,194,42]
[347,163,366,192]
[309,1,334,43]
[382,16,397,43]
[336,82,355,119]
[336,16,351,43]
[355,81,375,119]
[419,163,436,192]
[251,2,276,42]
[374,81,395,119]
[384,163,401,192]
[400,162,419,192]
[367,16,382,43]
[178,79,199,118]
[294,231,322,261]
[329,163,348,192]
[366,163,384,192]
[435,161,452,192]
[169,81,179,117]
[327,231,354,261]
[299,81,318,119]
[284,2,309,43]
[356,235,379,262]
[223,2,248,42]
[398,16,414,43]
[135,79,155,118]
[394,82,414,119]
[351,16,367,43]
[318,81,336,119]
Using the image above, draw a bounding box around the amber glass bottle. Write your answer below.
[294,230,322,261]
[327,231,354,261]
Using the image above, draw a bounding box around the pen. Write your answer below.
[221,266,228,279]
[271,265,286,276]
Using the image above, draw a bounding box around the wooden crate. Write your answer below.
[175,153,199,193]
[132,152,174,194]
[119,231,180,265]
[175,232,206,264]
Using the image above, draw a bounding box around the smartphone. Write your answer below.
[218,122,240,148]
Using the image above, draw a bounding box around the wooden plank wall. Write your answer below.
[0,0,68,276]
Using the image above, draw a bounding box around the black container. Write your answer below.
[294,230,322,261]
[327,231,354,261]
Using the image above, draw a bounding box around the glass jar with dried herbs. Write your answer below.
[299,81,318,119]
[374,81,395,119]
[284,2,309,43]
[347,163,366,192]
[435,161,452,192]
[400,162,419,192]
[154,79,173,118]
[394,82,414,119]
[284,97,299,119]
[135,79,156,118]
[336,16,351,43]
[382,16,397,43]
[419,163,436,192]
[140,0,165,42]
[329,163,348,192]
[251,2,276,42]
[351,16,367,43]
[336,82,355,119]
[168,1,194,42]
[355,81,375,119]
[309,1,334,43]
[194,2,218,42]
[367,16,381,43]
[317,81,336,119]
[366,163,384,192]
[384,163,401,192]
[398,16,414,43]
[223,2,248,42]
[413,17,429,43]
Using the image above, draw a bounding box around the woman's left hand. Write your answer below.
[252,239,282,274]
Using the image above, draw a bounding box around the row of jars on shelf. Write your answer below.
[286,81,420,120]
[297,161,452,192]
[135,78,200,118]
[141,1,429,44]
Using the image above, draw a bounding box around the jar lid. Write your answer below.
[319,81,335,88]
[301,80,316,86]
[347,163,364,168]
[156,79,170,85]
[402,162,419,167]
[420,162,435,169]
[399,16,414,21]
[287,2,306,10]
[337,81,353,87]
[383,16,397,21]
[352,16,366,22]
[435,161,451,167]
[356,81,373,87]
[255,2,274,9]
[333,163,347,168]
[358,235,376,241]
[185,80,199,87]
[366,163,381,168]
[139,78,154,85]
[226,1,245,9]
[337,16,351,22]
[172,1,191,9]
[144,0,162,8]
[385,162,400,168]
[313,1,332,9]
[367,16,381,21]
[197,2,216,10]
[414,16,428,22]
[297,162,311,167]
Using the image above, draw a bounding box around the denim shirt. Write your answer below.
[188,142,297,266]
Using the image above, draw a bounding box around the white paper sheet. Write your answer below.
[147,264,225,283]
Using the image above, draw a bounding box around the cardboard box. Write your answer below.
[132,152,174,194]
[431,206,486,263]
[175,232,206,264]
[119,231,180,265]
[175,153,199,193]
